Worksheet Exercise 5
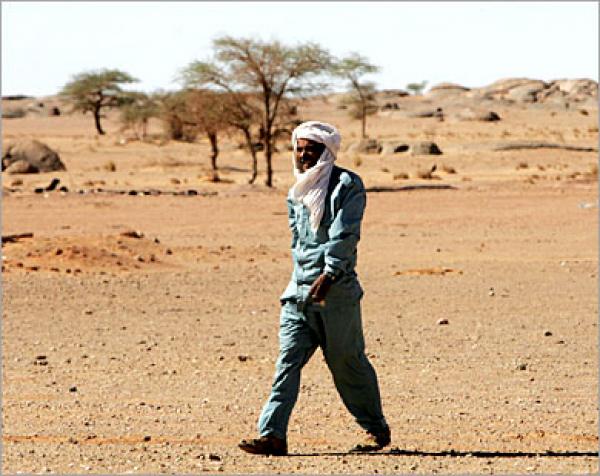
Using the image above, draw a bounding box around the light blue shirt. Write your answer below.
[281,166,366,305]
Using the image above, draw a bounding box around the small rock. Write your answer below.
[143,435,151,442]
[69,386,78,392]
[544,330,553,336]
[120,230,144,239]
[208,453,221,461]
[437,318,449,325]
[238,355,249,362]
[517,363,527,371]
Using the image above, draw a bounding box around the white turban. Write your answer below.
[290,121,342,233]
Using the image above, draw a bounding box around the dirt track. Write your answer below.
[2,94,599,474]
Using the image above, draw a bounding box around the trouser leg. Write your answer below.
[309,300,387,434]
[257,302,317,439]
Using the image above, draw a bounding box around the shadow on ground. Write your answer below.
[288,449,598,458]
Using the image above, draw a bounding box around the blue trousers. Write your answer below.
[258,299,387,439]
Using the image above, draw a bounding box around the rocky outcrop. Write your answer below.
[454,108,501,122]
[426,82,471,99]
[2,140,66,174]
[380,141,442,156]
[346,139,382,154]
[421,78,597,106]
[411,141,443,155]
[470,78,597,104]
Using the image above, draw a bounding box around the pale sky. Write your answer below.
[2,1,598,97]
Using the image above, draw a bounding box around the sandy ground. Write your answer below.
[2,94,599,474]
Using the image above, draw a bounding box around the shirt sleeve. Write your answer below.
[323,177,366,278]
[287,196,299,250]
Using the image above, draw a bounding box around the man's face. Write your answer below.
[295,138,325,172]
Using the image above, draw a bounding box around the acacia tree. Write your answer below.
[180,36,331,187]
[119,92,160,139]
[407,80,428,95]
[218,92,262,184]
[60,69,138,135]
[331,53,380,138]
[184,89,230,182]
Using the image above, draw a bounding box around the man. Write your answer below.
[239,121,390,456]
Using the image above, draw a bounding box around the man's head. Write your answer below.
[291,121,342,173]
[295,138,326,172]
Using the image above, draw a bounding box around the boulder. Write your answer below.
[506,82,546,103]
[470,78,546,102]
[552,78,598,98]
[381,102,400,110]
[2,108,26,119]
[381,142,411,155]
[408,108,444,119]
[411,141,442,156]
[347,139,382,154]
[2,139,66,173]
[428,82,471,92]
[455,108,501,121]
[380,89,410,98]
[5,159,37,174]
[426,82,470,99]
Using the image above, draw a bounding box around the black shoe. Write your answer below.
[238,434,288,456]
[350,425,391,452]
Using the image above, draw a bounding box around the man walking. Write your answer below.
[239,121,390,456]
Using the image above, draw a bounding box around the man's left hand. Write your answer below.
[309,273,334,303]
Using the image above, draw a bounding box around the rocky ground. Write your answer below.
[2,80,599,474]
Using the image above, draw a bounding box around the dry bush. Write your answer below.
[352,154,363,167]
[516,162,529,170]
[441,164,457,174]
[416,169,439,180]
[393,172,409,180]
[103,161,116,172]
[416,164,439,180]
[381,167,390,173]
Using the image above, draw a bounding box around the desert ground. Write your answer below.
[2,82,599,474]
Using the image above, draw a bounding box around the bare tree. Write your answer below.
[60,69,138,135]
[331,53,380,138]
[180,36,331,187]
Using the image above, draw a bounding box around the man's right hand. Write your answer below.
[309,273,334,303]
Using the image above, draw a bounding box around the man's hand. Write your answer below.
[309,273,334,303]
